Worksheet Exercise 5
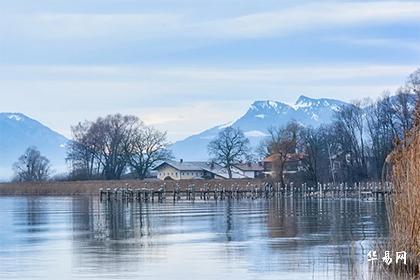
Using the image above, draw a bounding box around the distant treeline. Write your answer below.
[261,69,419,185]
[11,69,419,184]
[292,90,417,184]
[64,68,419,184]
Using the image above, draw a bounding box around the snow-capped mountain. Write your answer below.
[0,96,349,179]
[171,95,349,160]
[0,113,69,180]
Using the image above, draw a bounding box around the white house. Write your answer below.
[231,162,264,179]
[153,160,249,180]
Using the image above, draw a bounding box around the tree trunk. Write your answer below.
[227,167,232,179]
[278,161,285,187]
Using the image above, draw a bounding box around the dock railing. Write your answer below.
[99,181,393,203]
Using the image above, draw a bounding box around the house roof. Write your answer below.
[154,160,207,171]
[234,163,264,171]
[263,153,305,162]
[153,160,249,179]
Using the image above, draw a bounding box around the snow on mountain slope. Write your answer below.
[0,96,350,179]
[171,95,349,160]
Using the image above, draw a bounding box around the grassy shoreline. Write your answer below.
[0,178,265,196]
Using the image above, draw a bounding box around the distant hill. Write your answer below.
[171,95,349,161]
[0,96,350,179]
[0,113,68,180]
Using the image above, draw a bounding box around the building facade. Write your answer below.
[231,162,265,179]
[154,160,255,180]
[262,153,306,180]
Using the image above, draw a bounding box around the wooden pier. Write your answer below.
[99,181,393,203]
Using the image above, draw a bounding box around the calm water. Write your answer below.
[0,196,389,280]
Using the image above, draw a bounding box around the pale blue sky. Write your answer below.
[0,0,419,141]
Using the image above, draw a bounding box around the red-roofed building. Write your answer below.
[262,153,306,179]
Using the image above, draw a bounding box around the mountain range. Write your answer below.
[0,113,68,180]
[0,95,349,180]
[171,95,349,160]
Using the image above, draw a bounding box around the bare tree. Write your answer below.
[208,127,250,178]
[365,95,396,180]
[94,114,139,180]
[334,102,368,181]
[406,68,420,97]
[13,147,51,182]
[66,121,100,180]
[299,126,332,185]
[67,114,172,180]
[259,122,300,186]
[67,114,136,180]
[125,125,173,179]
[394,88,417,135]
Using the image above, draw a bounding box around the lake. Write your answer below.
[0,196,389,280]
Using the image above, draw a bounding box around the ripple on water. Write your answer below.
[0,196,388,280]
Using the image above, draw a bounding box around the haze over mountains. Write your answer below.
[171,95,349,160]
[0,113,68,180]
[0,95,349,180]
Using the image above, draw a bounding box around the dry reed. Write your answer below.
[0,178,264,196]
[386,101,420,277]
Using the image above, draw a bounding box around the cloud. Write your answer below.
[1,13,184,40]
[0,1,418,140]
[1,64,415,83]
[199,2,420,38]
[0,63,415,140]
[2,1,420,41]
[155,64,417,84]
[329,37,420,52]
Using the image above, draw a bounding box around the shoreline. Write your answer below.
[0,179,265,196]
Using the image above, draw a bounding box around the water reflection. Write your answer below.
[13,197,50,244]
[0,196,389,280]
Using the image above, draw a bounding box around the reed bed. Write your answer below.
[0,178,264,196]
[386,102,420,277]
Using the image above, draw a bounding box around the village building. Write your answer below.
[231,162,265,179]
[154,155,306,181]
[262,153,306,180]
[154,160,249,180]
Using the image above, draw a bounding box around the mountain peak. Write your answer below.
[0,112,26,122]
[295,95,314,104]
[249,100,290,112]
[293,95,345,111]
[171,95,351,161]
[251,100,280,108]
